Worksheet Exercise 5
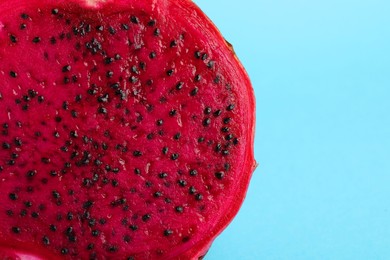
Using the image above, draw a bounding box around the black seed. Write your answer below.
[104,57,114,64]
[225,134,234,141]
[189,186,196,194]
[50,224,57,231]
[32,37,41,43]
[175,82,184,90]
[195,51,201,59]
[174,133,181,140]
[87,243,94,250]
[121,24,129,30]
[21,13,29,19]
[62,65,71,72]
[52,190,60,199]
[154,191,162,198]
[162,147,168,155]
[27,170,37,178]
[202,53,208,60]
[154,28,160,36]
[51,8,59,15]
[134,168,141,175]
[164,229,173,236]
[227,104,235,111]
[222,150,230,156]
[159,172,168,179]
[149,52,156,59]
[198,137,205,143]
[10,34,17,43]
[12,227,20,234]
[214,76,221,84]
[31,212,39,218]
[108,245,118,253]
[156,119,163,126]
[233,138,239,145]
[129,76,138,83]
[213,109,222,117]
[170,40,177,47]
[204,107,212,115]
[171,153,179,160]
[190,87,199,96]
[165,198,172,203]
[224,163,231,171]
[215,143,222,152]
[9,71,17,78]
[20,23,27,30]
[194,74,201,82]
[43,236,50,245]
[215,171,225,179]
[91,230,100,237]
[83,200,93,209]
[207,60,215,68]
[9,193,18,200]
[130,224,138,231]
[203,118,211,127]
[2,142,10,149]
[147,20,156,26]
[221,127,230,133]
[133,150,142,157]
[41,157,50,164]
[175,206,183,213]
[96,25,104,31]
[106,71,114,78]
[98,107,107,114]
[139,61,146,70]
[20,209,27,217]
[88,219,96,227]
[61,248,68,255]
[67,212,73,220]
[195,193,203,201]
[97,93,109,103]
[108,26,116,35]
[62,101,69,110]
[130,15,139,24]
[169,109,177,117]
[22,104,29,110]
[166,69,174,76]
[142,214,151,222]
[123,235,131,243]
[8,160,15,165]
[189,169,198,176]
[223,117,231,124]
[70,130,78,138]
[178,180,187,187]
[110,82,120,89]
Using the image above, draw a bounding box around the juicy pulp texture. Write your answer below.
[0,0,256,259]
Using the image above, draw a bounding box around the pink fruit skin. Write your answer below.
[0,0,256,259]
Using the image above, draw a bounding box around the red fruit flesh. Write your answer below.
[0,0,256,259]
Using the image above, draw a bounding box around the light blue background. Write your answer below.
[193,0,390,259]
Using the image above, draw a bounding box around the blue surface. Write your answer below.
[193,0,390,259]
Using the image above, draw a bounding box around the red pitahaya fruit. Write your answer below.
[0,0,256,259]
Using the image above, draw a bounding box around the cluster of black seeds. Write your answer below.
[0,4,241,260]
